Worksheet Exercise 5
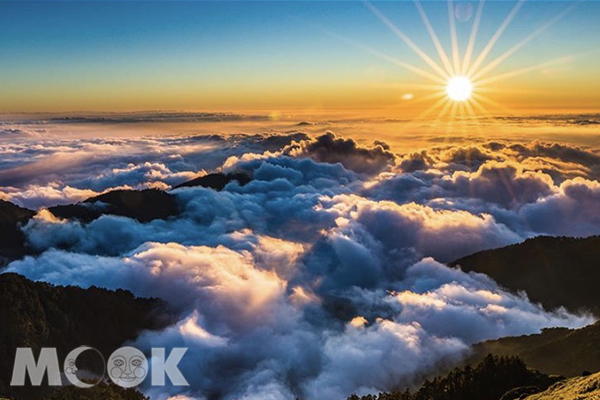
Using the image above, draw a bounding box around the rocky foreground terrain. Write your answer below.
[524,371,600,400]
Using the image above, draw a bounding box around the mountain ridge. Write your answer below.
[0,273,174,399]
[451,235,600,315]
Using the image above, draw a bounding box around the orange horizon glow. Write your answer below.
[1,1,599,116]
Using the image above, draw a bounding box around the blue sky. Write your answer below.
[1,1,599,112]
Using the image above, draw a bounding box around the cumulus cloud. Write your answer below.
[305,318,468,399]
[441,161,556,208]
[7,246,591,400]
[0,133,308,208]
[3,132,600,399]
[1,183,102,209]
[282,131,396,175]
[320,195,522,264]
[520,177,600,236]
[390,140,600,181]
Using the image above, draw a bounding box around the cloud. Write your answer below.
[3,132,600,399]
[282,132,396,175]
[0,133,307,208]
[7,246,591,400]
[47,111,270,124]
[0,128,34,137]
[520,177,600,236]
[441,161,556,208]
[390,140,600,180]
[491,113,600,127]
[1,184,102,209]
[506,141,600,169]
[70,162,199,192]
[322,196,523,264]
[305,318,468,399]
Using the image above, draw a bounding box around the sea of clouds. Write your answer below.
[2,129,600,399]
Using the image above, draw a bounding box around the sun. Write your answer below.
[446,76,473,102]
[362,1,575,120]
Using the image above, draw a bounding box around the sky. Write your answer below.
[1,0,599,115]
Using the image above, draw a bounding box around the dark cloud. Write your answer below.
[282,132,396,175]
[397,150,436,173]
[441,145,501,170]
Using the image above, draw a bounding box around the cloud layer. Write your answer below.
[3,131,600,400]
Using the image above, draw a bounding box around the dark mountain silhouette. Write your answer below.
[346,355,561,400]
[470,321,600,378]
[451,236,600,382]
[0,273,174,399]
[0,201,35,266]
[0,190,181,263]
[48,189,179,223]
[451,236,600,315]
[47,173,252,226]
[0,175,253,264]
[44,173,252,225]
[174,172,251,190]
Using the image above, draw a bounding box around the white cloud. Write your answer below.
[3,133,600,399]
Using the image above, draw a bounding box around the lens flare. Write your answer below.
[446,76,473,101]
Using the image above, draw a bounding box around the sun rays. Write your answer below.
[362,0,578,130]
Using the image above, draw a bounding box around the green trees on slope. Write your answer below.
[0,273,172,399]
[347,355,561,400]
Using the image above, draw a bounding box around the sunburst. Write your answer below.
[360,0,579,127]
